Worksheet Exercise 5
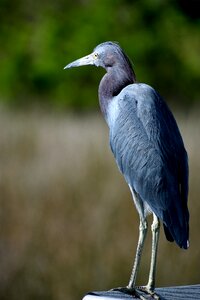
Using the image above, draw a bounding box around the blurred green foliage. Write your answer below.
[0,0,200,109]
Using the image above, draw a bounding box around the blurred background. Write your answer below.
[0,0,200,299]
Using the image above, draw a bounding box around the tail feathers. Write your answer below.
[163,208,189,249]
[163,224,174,242]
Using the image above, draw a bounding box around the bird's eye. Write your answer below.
[93,53,99,59]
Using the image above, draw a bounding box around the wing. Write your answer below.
[108,83,189,248]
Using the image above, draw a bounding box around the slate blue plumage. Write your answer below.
[107,83,189,248]
[65,41,189,298]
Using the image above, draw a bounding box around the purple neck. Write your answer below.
[98,66,136,119]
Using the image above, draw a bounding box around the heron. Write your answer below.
[64,42,189,299]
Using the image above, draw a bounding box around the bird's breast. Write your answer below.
[106,96,120,128]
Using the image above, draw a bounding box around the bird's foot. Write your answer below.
[136,286,160,300]
[111,286,136,296]
[110,286,157,299]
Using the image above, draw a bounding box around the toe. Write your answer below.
[136,286,160,299]
[111,286,136,295]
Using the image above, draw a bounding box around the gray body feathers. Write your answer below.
[107,83,189,249]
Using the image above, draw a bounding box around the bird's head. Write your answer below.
[64,41,134,73]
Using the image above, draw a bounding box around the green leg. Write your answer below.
[127,218,148,289]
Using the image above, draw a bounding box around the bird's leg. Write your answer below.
[147,214,160,291]
[127,218,148,290]
[138,214,160,299]
[111,188,148,297]
[111,218,148,299]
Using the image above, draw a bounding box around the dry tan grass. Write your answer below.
[0,106,199,300]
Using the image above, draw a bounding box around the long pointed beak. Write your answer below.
[64,53,96,69]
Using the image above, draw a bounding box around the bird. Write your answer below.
[64,41,189,299]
